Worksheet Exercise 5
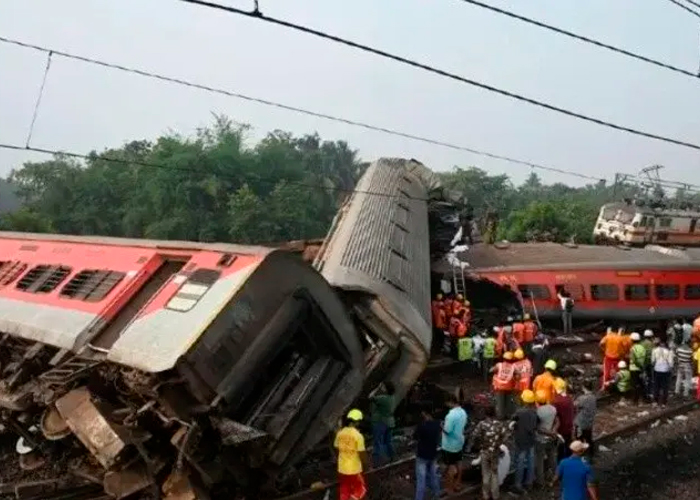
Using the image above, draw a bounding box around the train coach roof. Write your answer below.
[0,231,274,255]
[465,242,700,271]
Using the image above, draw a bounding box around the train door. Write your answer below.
[643,216,655,245]
[690,218,697,235]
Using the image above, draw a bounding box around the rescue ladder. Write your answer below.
[452,264,466,297]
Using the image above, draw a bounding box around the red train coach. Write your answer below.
[465,242,700,324]
[0,231,365,497]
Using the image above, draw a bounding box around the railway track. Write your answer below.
[276,394,699,500]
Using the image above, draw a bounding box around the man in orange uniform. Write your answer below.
[447,310,468,359]
[463,300,472,336]
[618,330,633,362]
[431,294,447,356]
[335,409,370,500]
[513,348,533,392]
[522,313,538,357]
[512,315,526,346]
[491,351,516,420]
[599,327,623,390]
[452,294,465,317]
[532,359,557,404]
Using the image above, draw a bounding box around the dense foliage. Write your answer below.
[0,117,640,245]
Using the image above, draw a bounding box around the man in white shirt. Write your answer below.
[557,289,574,335]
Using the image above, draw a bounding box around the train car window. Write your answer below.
[166,268,221,312]
[0,261,27,286]
[684,285,700,300]
[60,269,126,302]
[624,284,650,301]
[16,265,72,294]
[558,284,585,301]
[655,284,680,301]
[659,218,672,228]
[517,284,551,300]
[590,284,619,301]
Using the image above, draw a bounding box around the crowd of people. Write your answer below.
[330,295,700,500]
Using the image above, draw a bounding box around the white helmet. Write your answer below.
[643,329,654,338]
[504,325,513,333]
[630,332,641,341]
[618,360,627,369]
[493,326,500,333]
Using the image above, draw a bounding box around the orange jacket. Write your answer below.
[619,335,633,359]
[432,301,447,329]
[532,371,556,404]
[523,320,537,343]
[492,361,516,391]
[513,359,533,392]
[452,301,464,316]
[444,298,454,318]
[512,322,526,344]
[449,317,467,338]
[600,332,623,359]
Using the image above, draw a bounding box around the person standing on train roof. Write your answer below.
[522,313,537,358]
[628,333,647,405]
[512,349,533,393]
[482,330,498,382]
[557,289,574,336]
[441,395,468,495]
[532,359,558,405]
[599,326,622,390]
[369,381,396,465]
[530,332,549,376]
[491,351,516,420]
[335,409,369,500]
[642,329,655,400]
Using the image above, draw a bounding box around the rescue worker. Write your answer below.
[531,332,549,376]
[692,313,700,346]
[642,330,655,399]
[618,329,633,361]
[532,359,557,404]
[628,332,647,405]
[473,330,486,373]
[457,331,476,374]
[513,349,533,393]
[452,294,465,317]
[497,324,520,355]
[431,293,447,356]
[447,311,467,358]
[443,295,455,321]
[463,300,472,336]
[512,315,526,347]
[335,409,369,500]
[522,313,537,357]
[482,330,498,382]
[491,351,516,420]
[599,326,622,390]
[605,360,631,404]
[693,344,700,402]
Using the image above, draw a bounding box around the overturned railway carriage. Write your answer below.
[0,233,364,497]
[313,158,445,403]
[466,242,700,323]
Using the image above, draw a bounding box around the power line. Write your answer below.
[683,0,700,10]
[25,51,53,148]
[665,0,700,19]
[0,36,604,182]
[456,0,698,80]
[173,0,700,152]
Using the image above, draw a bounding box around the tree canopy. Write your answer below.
[0,117,643,245]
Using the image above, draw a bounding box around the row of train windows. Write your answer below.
[518,283,700,302]
[0,262,125,302]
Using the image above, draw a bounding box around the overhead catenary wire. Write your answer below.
[0,36,604,182]
[455,0,699,80]
[173,0,700,152]
[664,0,700,19]
[25,51,53,148]
[682,0,700,10]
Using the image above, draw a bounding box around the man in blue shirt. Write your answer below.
[441,395,468,494]
[553,440,598,500]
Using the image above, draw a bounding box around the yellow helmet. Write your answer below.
[521,390,535,404]
[554,377,567,394]
[523,313,530,320]
[436,293,443,300]
[465,300,471,306]
[346,409,363,422]
[456,294,464,301]
[544,359,557,371]
[514,349,525,360]
[503,351,514,361]
[535,390,548,404]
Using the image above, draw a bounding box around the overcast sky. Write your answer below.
[1,0,699,187]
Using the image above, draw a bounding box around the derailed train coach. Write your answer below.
[312,158,448,402]
[0,232,365,498]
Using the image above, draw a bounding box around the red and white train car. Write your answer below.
[0,231,365,497]
[466,242,700,324]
